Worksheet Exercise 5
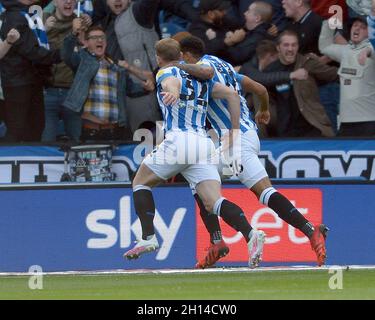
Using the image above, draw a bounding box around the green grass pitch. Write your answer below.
[0,269,374,300]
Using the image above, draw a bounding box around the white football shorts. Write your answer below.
[190,129,268,195]
[237,129,268,188]
[143,130,221,188]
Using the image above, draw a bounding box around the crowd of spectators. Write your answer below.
[0,0,374,143]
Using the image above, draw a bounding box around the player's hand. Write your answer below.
[160,92,179,105]
[219,129,242,176]
[255,110,271,126]
[218,142,243,177]
[220,129,239,153]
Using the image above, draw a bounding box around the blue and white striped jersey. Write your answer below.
[199,55,257,137]
[156,66,213,133]
[368,15,375,50]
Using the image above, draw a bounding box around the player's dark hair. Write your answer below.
[179,36,205,59]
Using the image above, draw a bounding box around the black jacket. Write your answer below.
[188,19,230,59]
[226,23,274,66]
[240,57,291,87]
[160,0,198,22]
[284,10,323,55]
[0,0,61,87]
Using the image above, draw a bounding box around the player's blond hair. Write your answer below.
[155,38,181,62]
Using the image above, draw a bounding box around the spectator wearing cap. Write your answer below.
[225,1,276,66]
[319,15,375,136]
[188,0,233,58]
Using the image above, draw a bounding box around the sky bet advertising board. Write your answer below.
[0,184,374,272]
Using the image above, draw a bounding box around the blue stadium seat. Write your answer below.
[160,22,186,38]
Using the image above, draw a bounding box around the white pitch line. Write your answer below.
[1,265,375,277]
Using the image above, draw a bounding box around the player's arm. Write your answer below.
[211,82,240,130]
[160,76,181,106]
[240,75,270,125]
[212,82,242,174]
[173,62,214,80]
[241,75,269,112]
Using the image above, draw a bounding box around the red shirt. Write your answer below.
[311,0,348,20]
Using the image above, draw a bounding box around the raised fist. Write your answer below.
[206,28,217,41]
[6,29,20,44]
[45,16,57,32]
[290,68,309,81]
[72,18,83,36]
